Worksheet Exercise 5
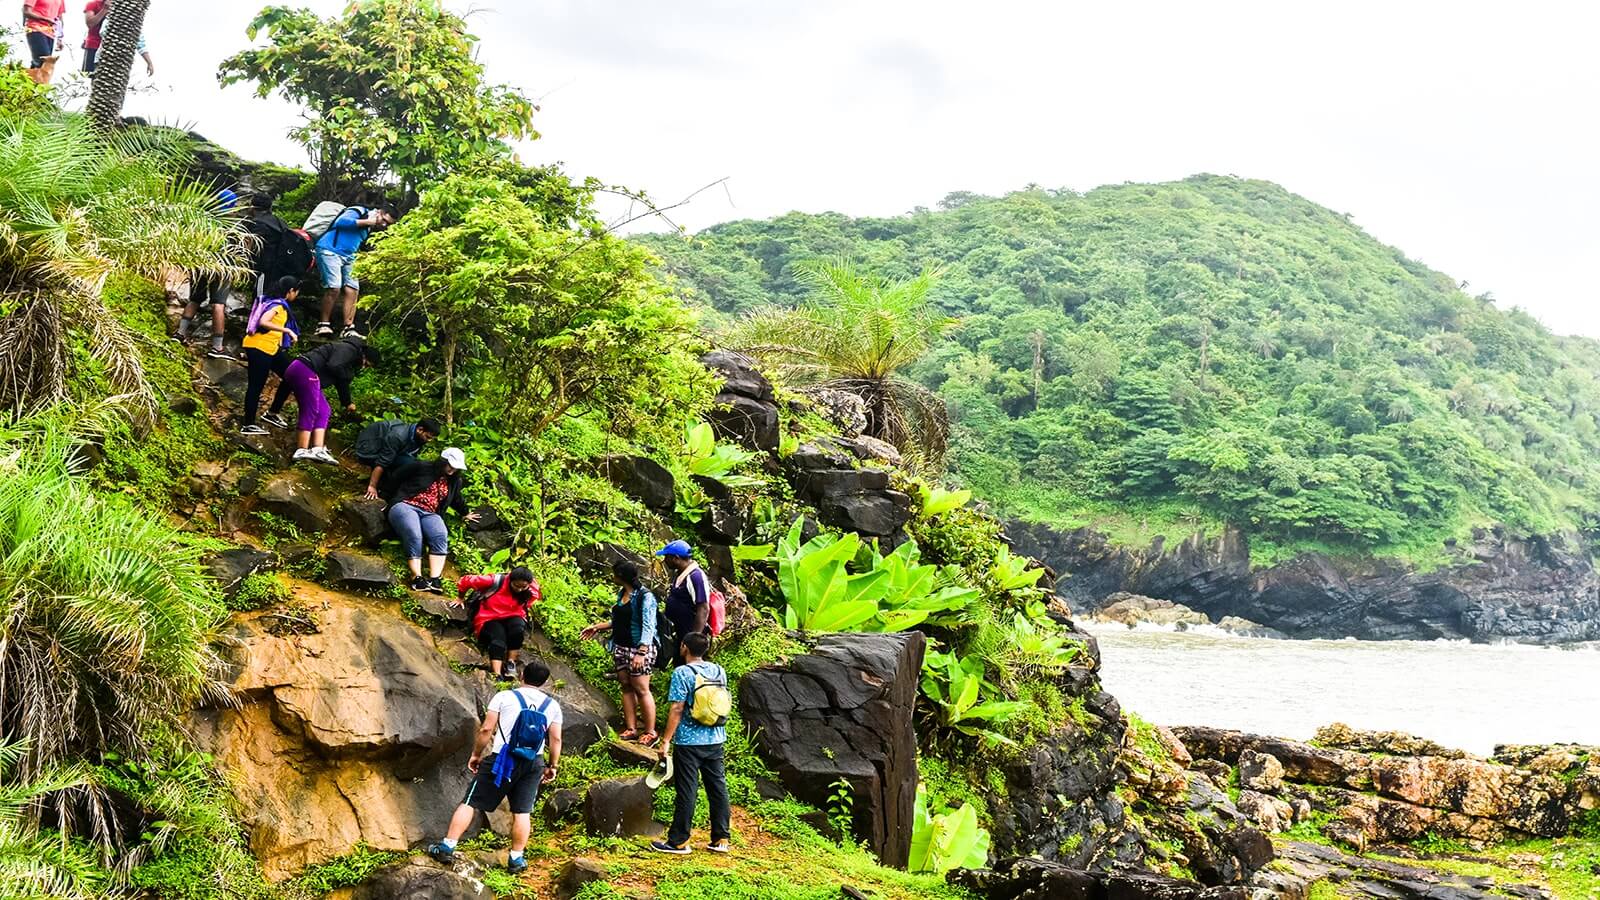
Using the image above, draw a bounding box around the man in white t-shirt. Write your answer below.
[428,658,563,874]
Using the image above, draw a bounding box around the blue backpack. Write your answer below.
[491,690,554,786]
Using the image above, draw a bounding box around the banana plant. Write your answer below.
[1004,613,1080,670]
[920,648,1029,745]
[682,422,762,488]
[908,784,990,874]
[866,540,981,632]
[777,519,891,632]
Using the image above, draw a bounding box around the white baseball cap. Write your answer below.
[441,447,467,470]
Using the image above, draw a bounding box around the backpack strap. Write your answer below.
[498,689,532,746]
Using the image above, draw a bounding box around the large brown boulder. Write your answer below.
[739,632,925,867]
[194,588,480,879]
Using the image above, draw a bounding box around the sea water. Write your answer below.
[1085,623,1600,756]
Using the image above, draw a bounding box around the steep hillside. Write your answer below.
[640,177,1600,566]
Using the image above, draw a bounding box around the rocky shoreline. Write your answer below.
[1008,521,1600,644]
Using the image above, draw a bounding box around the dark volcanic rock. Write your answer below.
[989,718,1130,867]
[702,350,780,451]
[820,491,913,537]
[950,857,1248,900]
[258,471,336,533]
[339,498,390,546]
[325,550,395,589]
[1008,521,1600,643]
[600,455,675,512]
[583,777,662,838]
[207,548,277,598]
[575,542,652,579]
[739,632,925,867]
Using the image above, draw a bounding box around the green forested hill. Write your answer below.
[640,176,1600,559]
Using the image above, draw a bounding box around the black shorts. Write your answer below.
[462,755,543,814]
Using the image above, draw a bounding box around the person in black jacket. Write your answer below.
[386,448,480,593]
[262,335,378,429]
[244,193,305,299]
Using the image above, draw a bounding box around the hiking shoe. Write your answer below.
[505,856,527,874]
[206,346,233,360]
[261,413,289,429]
[291,448,314,462]
[426,842,456,865]
[650,840,691,855]
[426,576,445,594]
[238,424,269,437]
[341,325,365,339]
[410,576,430,592]
[706,839,731,854]
[315,323,334,337]
[309,446,339,465]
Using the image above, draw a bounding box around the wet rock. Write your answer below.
[543,788,583,827]
[583,778,662,838]
[788,442,854,470]
[258,471,336,533]
[1315,723,1468,759]
[350,859,491,900]
[739,632,925,867]
[1236,790,1294,833]
[1259,839,1552,900]
[325,550,395,589]
[416,595,470,623]
[207,548,277,598]
[557,857,609,899]
[601,455,675,513]
[1238,749,1284,792]
[697,501,746,544]
[950,857,1248,900]
[1213,616,1286,639]
[339,497,390,546]
[792,468,891,505]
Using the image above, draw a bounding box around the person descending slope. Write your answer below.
[428,658,562,875]
[453,566,542,680]
[262,334,377,430]
[386,449,479,592]
[352,417,440,500]
[308,203,395,339]
[580,561,660,745]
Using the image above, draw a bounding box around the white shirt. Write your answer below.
[487,686,563,754]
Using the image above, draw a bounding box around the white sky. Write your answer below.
[47,0,1600,336]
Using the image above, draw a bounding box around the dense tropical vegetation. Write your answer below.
[643,181,1600,559]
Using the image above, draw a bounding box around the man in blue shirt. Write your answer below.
[651,631,732,855]
[314,204,395,339]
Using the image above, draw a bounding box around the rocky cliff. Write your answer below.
[1008,521,1600,644]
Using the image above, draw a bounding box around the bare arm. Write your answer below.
[659,701,686,757]
[364,464,385,496]
[85,5,107,28]
[543,724,561,783]
[468,710,498,772]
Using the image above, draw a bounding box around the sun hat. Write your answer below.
[440,447,466,470]
[644,753,674,790]
[654,539,692,558]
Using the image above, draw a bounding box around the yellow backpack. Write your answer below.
[687,663,731,727]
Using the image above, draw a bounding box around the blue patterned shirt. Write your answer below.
[668,661,728,746]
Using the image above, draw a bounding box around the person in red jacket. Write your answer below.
[452,566,540,679]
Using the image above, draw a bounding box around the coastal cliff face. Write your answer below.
[1008,521,1600,644]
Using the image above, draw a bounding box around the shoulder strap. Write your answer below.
[492,574,506,594]
[536,696,552,715]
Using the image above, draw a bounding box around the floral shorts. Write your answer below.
[610,641,655,676]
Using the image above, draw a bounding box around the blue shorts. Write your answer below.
[316,248,358,291]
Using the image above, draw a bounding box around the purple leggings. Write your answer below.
[281,359,331,432]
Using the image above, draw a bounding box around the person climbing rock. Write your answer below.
[352,417,441,500]
[652,631,732,856]
[22,0,64,77]
[263,334,377,428]
[428,657,561,876]
[386,448,478,592]
[278,356,335,464]
[238,276,300,436]
[657,540,710,668]
[312,204,395,339]
[242,192,304,300]
[580,561,659,745]
[175,187,241,359]
[453,566,541,680]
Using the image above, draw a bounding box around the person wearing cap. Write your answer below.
[655,540,711,668]
[386,448,479,593]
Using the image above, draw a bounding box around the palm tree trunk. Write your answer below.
[87,0,151,133]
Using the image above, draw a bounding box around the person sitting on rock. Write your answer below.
[428,657,562,876]
[262,334,377,430]
[238,276,300,437]
[386,448,478,593]
[353,416,441,500]
[652,631,732,856]
[580,560,659,745]
[453,565,541,680]
[657,540,710,668]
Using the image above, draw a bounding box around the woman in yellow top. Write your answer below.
[240,275,302,437]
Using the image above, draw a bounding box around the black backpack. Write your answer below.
[279,228,314,278]
[464,574,507,623]
[651,606,677,673]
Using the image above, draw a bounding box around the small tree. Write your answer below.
[360,176,701,429]
[219,0,537,195]
[86,0,151,132]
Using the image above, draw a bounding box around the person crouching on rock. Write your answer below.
[386,447,479,593]
[453,565,541,680]
[428,657,562,875]
[580,561,660,745]
[353,416,441,500]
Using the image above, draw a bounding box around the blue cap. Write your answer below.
[655,540,692,558]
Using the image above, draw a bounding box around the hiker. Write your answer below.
[652,631,732,856]
[82,1,153,76]
[657,540,711,668]
[428,657,561,875]
[176,187,241,358]
[453,566,541,679]
[23,0,64,77]
[263,335,376,429]
[353,417,441,500]
[238,276,300,436]
[387,448,479,593]
[243,193,305,300]
[580,561,660,745]
[312,204,396,339]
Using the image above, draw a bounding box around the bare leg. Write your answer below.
[310,427,327,450]
[633,674,657,733]
[619,679,636,733]
[296,430,311,451]
[406,558,422,578]
[510,812,531,855]
[210,303,226,345]
[443,803,477,843]
[177,301,200,339]
[320,289,337,326]
[427,553,447,578]
[341,287,359,328]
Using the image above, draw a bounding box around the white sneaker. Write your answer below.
[341,326,365,340]
[310,447,339,464]
[291,448,314,462]
[239,425,269,436]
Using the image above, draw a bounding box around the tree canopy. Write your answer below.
[642,176,1600,558]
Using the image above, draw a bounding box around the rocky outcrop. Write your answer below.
[784,442,912,538]
[600,454,675,513]
[257,471,337,533]
[950,857,1250,900]
[1092,593,1211,629]
[1255,840,1553,900]
[349,858,492,900]
[207,548,277,599]
[1009,521,1600,643]
[324,550,395,589]
[702,349,780,452]
[1172,724,1596,849]
[739,632,925,867]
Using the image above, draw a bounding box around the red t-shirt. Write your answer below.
[457,574,542,634]
[25,0,66,34]
[405,477,450,514]
[82,0,104,48]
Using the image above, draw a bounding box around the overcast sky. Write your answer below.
[56,1,1600,336]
